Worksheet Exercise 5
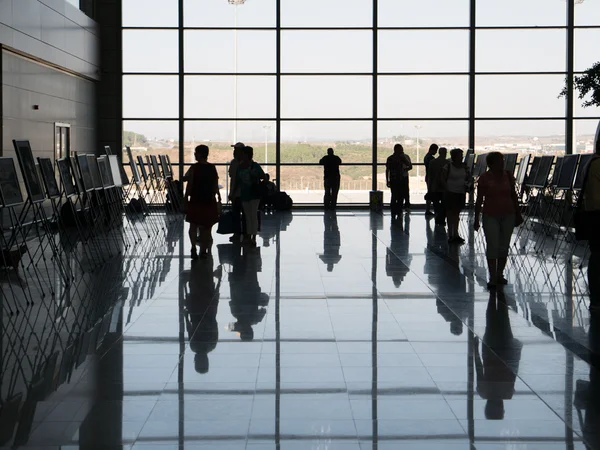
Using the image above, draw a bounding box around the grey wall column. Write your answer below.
[96,0,123,156]
[565,0,575,156]
[468,0,476,152]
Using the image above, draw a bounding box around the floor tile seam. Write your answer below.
[505,374,587,443]
[368,215,571,411]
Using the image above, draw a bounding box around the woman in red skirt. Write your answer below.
[185,145,221,259]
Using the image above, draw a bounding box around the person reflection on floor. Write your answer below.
[386,213,411,288]
[228,247,269,341]
[473,290,522,420]
[319,211,342,272]
[182,258,222,374]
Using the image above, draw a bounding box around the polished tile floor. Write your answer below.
[2,210,600,449]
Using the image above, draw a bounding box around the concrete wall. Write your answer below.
[0,0,100,79]
[1,50,96,161]
[0,0,99,202]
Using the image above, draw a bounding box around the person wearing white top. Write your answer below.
[441,148,469,244]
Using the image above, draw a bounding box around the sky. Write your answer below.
[121,0,600,142]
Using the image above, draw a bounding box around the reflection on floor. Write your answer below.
[2,210,600,449]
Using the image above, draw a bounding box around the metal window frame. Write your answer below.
[122,0,590,198]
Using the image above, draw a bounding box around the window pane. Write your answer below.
[184,121,276,146]
[281,0,373,28]
[379,0,469,28]
[575,28,600,72]
[378,76,468,118]
[575,119,600,154]
[476,0,565,26]
[376,121,468,204]
[185,76,275,119]
[281,121,372,162]
[123,120,179,147]
[184,30,276,73]
[475,120,565,156]
[184,120,275,181]
[377,121,469,163]
[475,75,565,118]
[184,0,276,28]
[123,30,178,73]
[281,76,372,118]
[122,121,179,173]
[123,76,179,118]
[123,0,178,27]
[575,1,600,26]
[279,165,375,204]
[476,30,566,73]
[282,31,372,73]
[379,31,468,73]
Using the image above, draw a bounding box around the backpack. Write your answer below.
[274,192,293,211]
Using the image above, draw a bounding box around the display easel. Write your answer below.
[552,154,595,262]
[9,140,72,297]
[0,157,38,315]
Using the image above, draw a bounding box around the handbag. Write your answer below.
[216,204,237,235]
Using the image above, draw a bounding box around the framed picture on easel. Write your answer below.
[108,155,124,188]
[0,157,25,207]
[97,156,114,188]
[126,146,141,184]
[12,140,45,203]
[57,158,76,198]
[37,158,61,199]
[87,155,103,190]
[137,155,149,181]
[76,153,94,192]
[150,155,161,179]
[159,155,171,179]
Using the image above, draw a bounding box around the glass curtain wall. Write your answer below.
[122,0,600,204]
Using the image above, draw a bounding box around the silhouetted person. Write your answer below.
[184,145,221,259]
[582,142,600,313]
[319,148,342,210]
[441,148,469,244]
[236,146,266,247]
[228,247,268,341]
[474,152,523,289]
[386,144,413,220]
[182,259,222,373]
[427,147,449,227]
[319,211,341,272]
[228,142,245,243]
[424,144,439,216]
[473,291,522,420]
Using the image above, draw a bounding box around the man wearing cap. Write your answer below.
[229,142,245,241]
